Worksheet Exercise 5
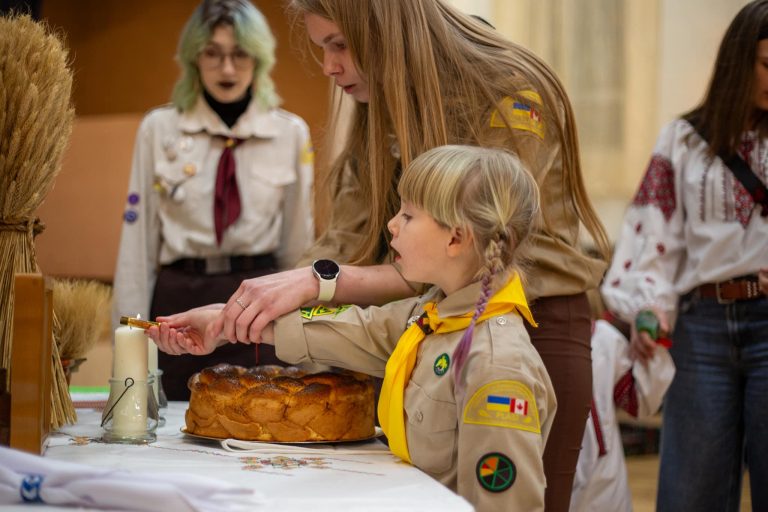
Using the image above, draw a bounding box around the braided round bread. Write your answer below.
[185,364,375,441]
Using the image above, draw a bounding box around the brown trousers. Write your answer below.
[151,262,283,401]
[525,293,592,512]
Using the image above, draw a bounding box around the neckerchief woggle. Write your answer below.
[378,273,536,463]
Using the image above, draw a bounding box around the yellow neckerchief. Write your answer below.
[378,273,536,463]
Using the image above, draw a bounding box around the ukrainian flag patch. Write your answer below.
[490,90,545,139]
[463,380,541,433]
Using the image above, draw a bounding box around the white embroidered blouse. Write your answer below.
[601,118,768,322]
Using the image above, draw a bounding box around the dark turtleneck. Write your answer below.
[203,86,252,128]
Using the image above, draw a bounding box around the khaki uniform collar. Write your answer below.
[178,96,280,139]
[423,281,485,318]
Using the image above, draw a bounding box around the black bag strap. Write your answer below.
[688,117,768,217]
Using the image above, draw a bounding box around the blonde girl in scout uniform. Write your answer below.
[164,2,606,508]
[149,145,557,512]
[112,0,314,400]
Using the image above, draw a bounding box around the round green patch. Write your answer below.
[476,452,516,492]
[433,353,450,376]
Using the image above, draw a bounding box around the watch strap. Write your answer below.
[317,277,336,302]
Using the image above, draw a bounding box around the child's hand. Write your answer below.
[629,308,670,363]
[147,306,227,356]
[759,268,768,295]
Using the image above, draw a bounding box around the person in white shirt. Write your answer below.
[601,2,768,509]
[570,313,674,512]
[112,0,314,400]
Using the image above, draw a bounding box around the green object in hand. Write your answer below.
[635,310,659,340]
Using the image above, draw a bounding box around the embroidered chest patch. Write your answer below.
[433,353,450,376]
[476,452,516,492]
[300,304,351,320]
[463,380,541,433]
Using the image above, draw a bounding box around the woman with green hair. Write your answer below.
[112,0,314,400]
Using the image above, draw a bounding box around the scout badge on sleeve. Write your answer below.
[489,90,545,139]
[476,452,516,492]
[463,380,541,433]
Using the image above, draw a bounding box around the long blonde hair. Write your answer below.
[398,145,540,386]
[287,0,609,265]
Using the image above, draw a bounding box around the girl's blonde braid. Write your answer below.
[452,235,506,396]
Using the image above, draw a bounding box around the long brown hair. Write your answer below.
[685,0,768,158]
[287,0,609,265]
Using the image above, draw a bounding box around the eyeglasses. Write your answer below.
[198,46,254,70]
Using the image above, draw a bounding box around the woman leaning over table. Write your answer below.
[112,0,314,401]
[602,2,768,510]
[161,1,609,509]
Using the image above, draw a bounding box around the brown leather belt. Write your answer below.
[696,275,764,303]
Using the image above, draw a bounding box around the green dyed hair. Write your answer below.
[171,0,280,111]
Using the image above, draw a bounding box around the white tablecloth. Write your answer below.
[0,402,472,511]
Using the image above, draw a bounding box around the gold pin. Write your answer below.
[183,163,197,176]
[225,138,235,148]
[120,316,160,330]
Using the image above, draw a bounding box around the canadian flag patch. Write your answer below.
[511,398,529,416]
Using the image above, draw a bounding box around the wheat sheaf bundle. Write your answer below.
[53,279,112,362]
[0,14,76,428]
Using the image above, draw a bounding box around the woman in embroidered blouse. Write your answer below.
[112,0,314,400]
[601,2,768,510]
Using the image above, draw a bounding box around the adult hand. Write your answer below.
[214,266,318,343]
[759,268,768,294]
[148,305,227,356]
[629,308,670,363]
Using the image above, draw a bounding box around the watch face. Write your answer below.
[313,259,340,280]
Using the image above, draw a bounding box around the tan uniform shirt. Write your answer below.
[274,282,557,512]
[113,98,314,325]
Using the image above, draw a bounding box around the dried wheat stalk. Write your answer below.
[0,14,76,428]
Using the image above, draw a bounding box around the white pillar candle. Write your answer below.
[112,326,148,435]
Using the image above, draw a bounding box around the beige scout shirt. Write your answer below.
[296,97,605,299]
[274,282,556,512]
[113,97,314,325]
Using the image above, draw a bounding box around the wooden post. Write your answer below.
[10,273,53,454]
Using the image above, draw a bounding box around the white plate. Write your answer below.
[181,426,384,444]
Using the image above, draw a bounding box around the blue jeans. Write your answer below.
[657,293,768,512]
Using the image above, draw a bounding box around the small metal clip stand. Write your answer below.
[101,376,159,444]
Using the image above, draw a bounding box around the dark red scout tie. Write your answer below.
[214,136,244,245]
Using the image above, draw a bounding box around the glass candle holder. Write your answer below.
[101,375,159,444]
[151,369,167,427]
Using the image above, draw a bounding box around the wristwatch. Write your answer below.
[312,259,341,302]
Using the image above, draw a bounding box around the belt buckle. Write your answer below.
[204,256,231,275]
[715,281,734,304]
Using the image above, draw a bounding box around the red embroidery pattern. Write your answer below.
[633,155,676,221]
[635,222,642,234]
[656,243,666,255]
[614,370,638,418]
